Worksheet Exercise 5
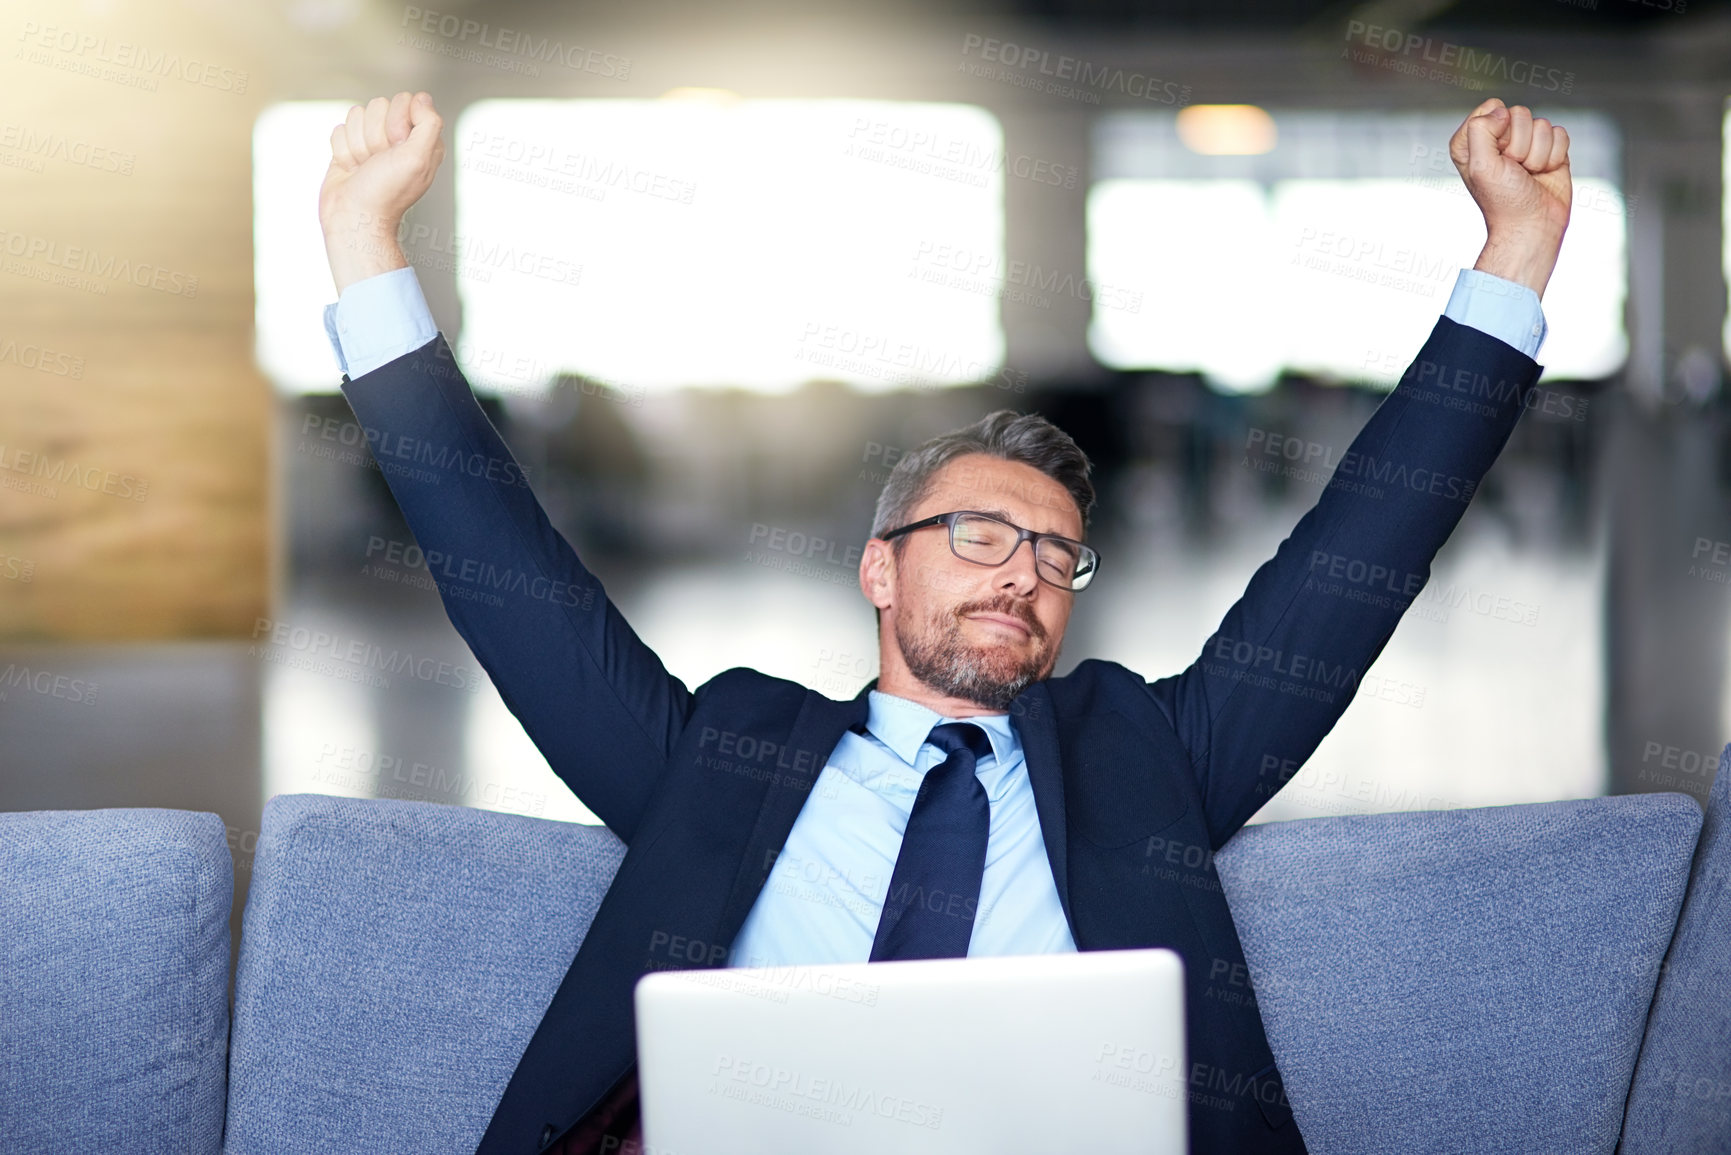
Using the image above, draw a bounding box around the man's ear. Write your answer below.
[860,538,895,612]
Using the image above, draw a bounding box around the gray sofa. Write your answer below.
[4,751,1728,1154]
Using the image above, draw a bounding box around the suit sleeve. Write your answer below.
[338,334,690,842]
[1145,315,1542,849]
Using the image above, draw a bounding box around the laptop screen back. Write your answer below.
[635,947,1187,1154]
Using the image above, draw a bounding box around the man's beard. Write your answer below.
[895,593,1052,711]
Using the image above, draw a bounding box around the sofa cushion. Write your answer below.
[1620,746,1731,1153]
[1215,792,1702,1155]
[224,794,626,1155]
[0,808,232,1154]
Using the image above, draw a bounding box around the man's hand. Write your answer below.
[1449,97,1572,299]
[319,91,446,295]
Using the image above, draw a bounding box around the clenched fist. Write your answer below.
[319,91,447,294]
[1448,98,1572,299]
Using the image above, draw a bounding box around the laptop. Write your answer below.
[634,947,1187,1155]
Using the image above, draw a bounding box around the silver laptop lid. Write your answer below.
[635,947,1187,1155]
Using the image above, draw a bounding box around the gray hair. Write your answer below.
[870,410,1095,548]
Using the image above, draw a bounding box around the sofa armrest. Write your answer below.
[0,807,232,1154]
[1216,791,1702,1155]
[1621,745,1731,1153]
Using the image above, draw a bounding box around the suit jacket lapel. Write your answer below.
[710,685,872,951]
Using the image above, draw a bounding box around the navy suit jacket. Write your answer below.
[337,316,1540,1155]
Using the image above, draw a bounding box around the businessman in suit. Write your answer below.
[316,91,1571,1153]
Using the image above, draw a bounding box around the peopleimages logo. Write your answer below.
[1342,21,1576,95]
[0,334,84,377]
[462,130,695,205]
[16,20,250,93]
[0,443,148,501]
[0,662,98,706]
[959,34,1191,105]
[710,1055,944,1130]
[0,122,135,175]
[796,322,1028,394]
[910,240,1144,314]
[843,117,1079,191]
[362,534,597,611]
[0,228,198,297]
[248,617,487,694]
[398,7,631,78]
[299,412,534,489]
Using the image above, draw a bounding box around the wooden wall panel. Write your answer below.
[0,6,272,638]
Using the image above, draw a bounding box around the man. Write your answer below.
[317,91,1570,1154]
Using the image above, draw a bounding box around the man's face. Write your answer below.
[869,453,1084,711]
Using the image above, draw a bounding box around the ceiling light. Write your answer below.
[1176,104,1277,156]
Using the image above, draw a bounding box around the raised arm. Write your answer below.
[1147,98,1573,847]
[319,93,690,840]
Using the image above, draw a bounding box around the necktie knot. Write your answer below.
[926,721,991,765]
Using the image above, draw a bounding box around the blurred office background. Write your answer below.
[1,0,1728,952]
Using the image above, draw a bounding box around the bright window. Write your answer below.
[253,98,1008,395]
[453,98,1006,394]
[253,101,357,395]
[1089,110,1629,392]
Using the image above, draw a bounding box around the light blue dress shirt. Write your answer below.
[321,263,1548,966]
[727,690,1076,965]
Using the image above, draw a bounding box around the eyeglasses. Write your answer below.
[878,510,1100,592]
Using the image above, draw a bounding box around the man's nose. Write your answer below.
[996,539,1040,591]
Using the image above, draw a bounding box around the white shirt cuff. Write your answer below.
[1442,268,1547,360]
[322,265,439,380]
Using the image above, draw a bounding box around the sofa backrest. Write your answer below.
[0,808,232,1155]
[1214,792,1702,1155]
[1620,746,1731,1153]
[223,794,626,1155]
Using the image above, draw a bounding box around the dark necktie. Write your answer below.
[869,722,993,961]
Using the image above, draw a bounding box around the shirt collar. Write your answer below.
[863,689,1016,767]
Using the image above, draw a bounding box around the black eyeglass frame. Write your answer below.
[877,510,1101,592]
